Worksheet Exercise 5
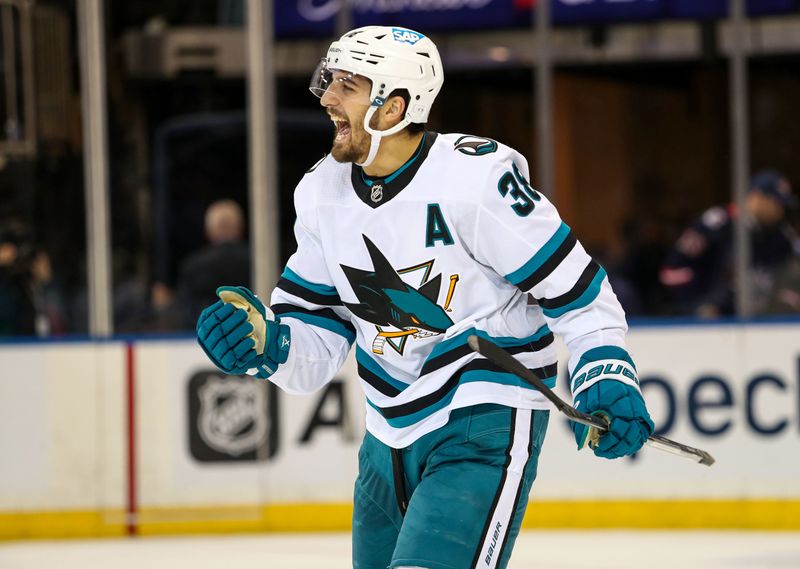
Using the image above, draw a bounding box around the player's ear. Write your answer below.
[383,94,407,125]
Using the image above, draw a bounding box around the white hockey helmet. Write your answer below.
[309,26,444,167]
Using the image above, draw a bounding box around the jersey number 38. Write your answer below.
[497,162,542,217]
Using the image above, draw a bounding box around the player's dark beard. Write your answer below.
[330,112,379,164]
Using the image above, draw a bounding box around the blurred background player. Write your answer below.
[660,170,799,318]
[196,25,653,569]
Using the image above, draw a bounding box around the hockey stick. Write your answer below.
[467,335,715,466]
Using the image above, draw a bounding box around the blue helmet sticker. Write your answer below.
[392,28,424,45]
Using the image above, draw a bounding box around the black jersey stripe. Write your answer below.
[537,260,601,310]
[276,277,341,306]
[418,343,473,377]
[418,333,555,378]
[504,334,554,355]
[271,303,356,338]
[378,360,558,420]
[516,231,578,292]
[357,363,402,397]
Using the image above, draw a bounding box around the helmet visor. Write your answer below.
[309,59,363,99]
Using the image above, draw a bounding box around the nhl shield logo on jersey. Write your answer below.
[340,235,460,356]
[370,184,384,203]
[454,135,498,156]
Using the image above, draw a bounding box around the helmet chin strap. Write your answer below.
[357,106,410,169]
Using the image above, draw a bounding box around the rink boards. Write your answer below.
[0,321,798,538]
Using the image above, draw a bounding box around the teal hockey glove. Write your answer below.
[570,351,654,459]
[572,380,654,459]
[196,285,291,379]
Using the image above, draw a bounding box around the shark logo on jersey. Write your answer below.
[340,235,460,356]
[454,135,498,156]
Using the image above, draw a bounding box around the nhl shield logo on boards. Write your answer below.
[371,184,384,203]
[188,371,272,462]
[198,375,268,457]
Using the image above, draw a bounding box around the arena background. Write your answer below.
[1,0,799,564]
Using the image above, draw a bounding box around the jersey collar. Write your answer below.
[350,131,438,208]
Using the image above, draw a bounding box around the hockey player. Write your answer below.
[197,26,654,569]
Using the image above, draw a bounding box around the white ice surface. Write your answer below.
[1,531,799,568]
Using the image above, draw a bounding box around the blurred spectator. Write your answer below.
[159,199,251,329]
[70,252,155,334]
[0,221,65,337]
[659,170,799,318]
[765,258,800,314]
[588,242,645,317]
[608,217,672,317]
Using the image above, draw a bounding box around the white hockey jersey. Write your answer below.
[268,132,636,448]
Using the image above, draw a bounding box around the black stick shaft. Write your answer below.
[467,335,715,466]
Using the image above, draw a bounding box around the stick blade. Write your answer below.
[647,434,716,466]
[699,452,716,467]
[469,334,716,466]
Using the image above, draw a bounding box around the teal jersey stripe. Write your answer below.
[356,346,411,392]
[279,311,355,344]
[368,370,557,429]
[576,345,637,372]
[281,267,338,297]
[504,222,571,286]
[361,132,428,187]
[542,267,607,319]
[427,325,552,362]
[385,132,427,183]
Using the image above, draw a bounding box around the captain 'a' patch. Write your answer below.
[340,235,460,356]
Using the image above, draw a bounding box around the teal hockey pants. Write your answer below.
[352,404,549,569]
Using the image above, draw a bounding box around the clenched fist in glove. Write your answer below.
[196,286,291,379]
[570,348,654,459]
